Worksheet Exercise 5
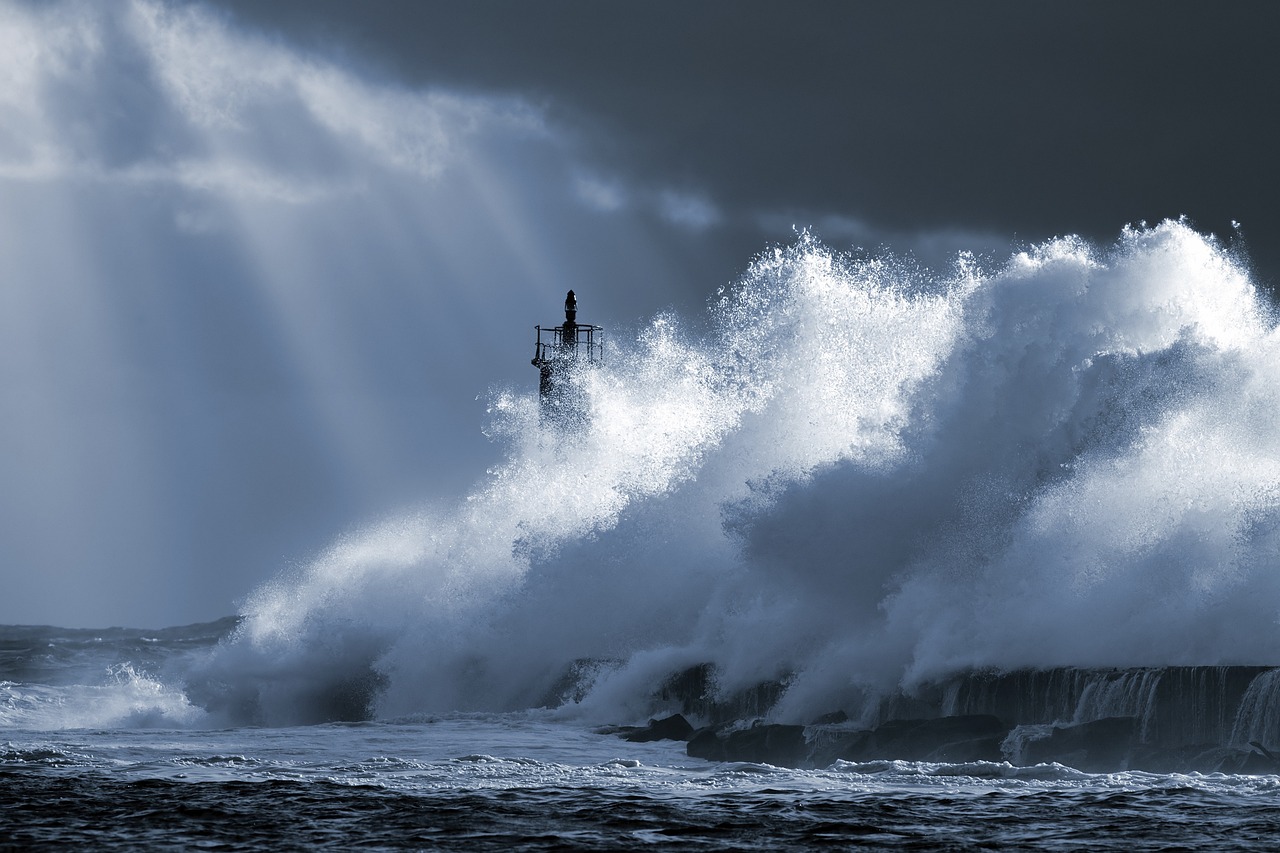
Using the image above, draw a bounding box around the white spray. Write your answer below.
[205,221,1280,726]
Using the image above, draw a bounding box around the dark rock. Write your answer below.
[1189,742,1280,775]
[724,723,808,766]
[594,724,642,737]
[868,715,1009,761]
[1240,747,1280,775]
[659,665,714,715]
[811,710,849,725]
[1023,716,1139,772]
[714,681,790,724]
[693,715,1012,768]
[624,713,695,743]
[1250,740,1280,763]
[926,735,1005,763]
[941,666,1275,749]
[807,728,873,767]
[656,663,791,724]
[687,723,807,766]
[1124,743,1276,774]
[1127,743,1214,774]
[687,727,728,761]
[1182,746,1251,774]
[661,664,1280,772]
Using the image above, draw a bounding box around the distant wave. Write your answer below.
[0,619,235,729]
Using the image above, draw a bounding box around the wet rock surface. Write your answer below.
[623,713,695,743]
[603,663,1280,773]
[687,723,807,766]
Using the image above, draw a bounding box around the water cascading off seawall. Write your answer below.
[653,663,1280,771]
[937,666,1274,747]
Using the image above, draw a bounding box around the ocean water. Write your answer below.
[8,222,1280,847]
[7,626,1280,850]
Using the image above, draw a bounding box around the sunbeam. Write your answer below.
[0,0,694,625]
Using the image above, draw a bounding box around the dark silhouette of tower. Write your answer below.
[532,290,603,420]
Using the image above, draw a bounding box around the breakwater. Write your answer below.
[640,664,1280,772]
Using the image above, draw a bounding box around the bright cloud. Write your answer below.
[657,189,721,229]
[0,0,548,202]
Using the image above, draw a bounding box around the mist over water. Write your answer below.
[192,220,1280,727]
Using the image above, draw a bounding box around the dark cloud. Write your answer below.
[206,0,1280,284]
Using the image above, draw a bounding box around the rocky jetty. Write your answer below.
[598,664,1280,773]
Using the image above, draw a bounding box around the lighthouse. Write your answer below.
[532,290,603,419]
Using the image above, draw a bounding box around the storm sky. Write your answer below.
[214,0,1280,278]
[2,0,1277,627]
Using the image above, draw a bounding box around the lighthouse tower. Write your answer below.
[532,290,603,419]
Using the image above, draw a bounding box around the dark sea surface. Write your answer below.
[8,775,1280,851]
[4,623,1280,851]
[8,740,1280,850]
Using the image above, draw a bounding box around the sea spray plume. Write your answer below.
[883,223,1280,678]
[194,233,949,723]
[198,221,1280,727]
[374,314,759,715]
[422,239,960,722]
[764,221,1280,718]
[195,309,757,722]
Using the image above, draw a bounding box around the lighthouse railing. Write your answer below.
[533,324,604,365]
